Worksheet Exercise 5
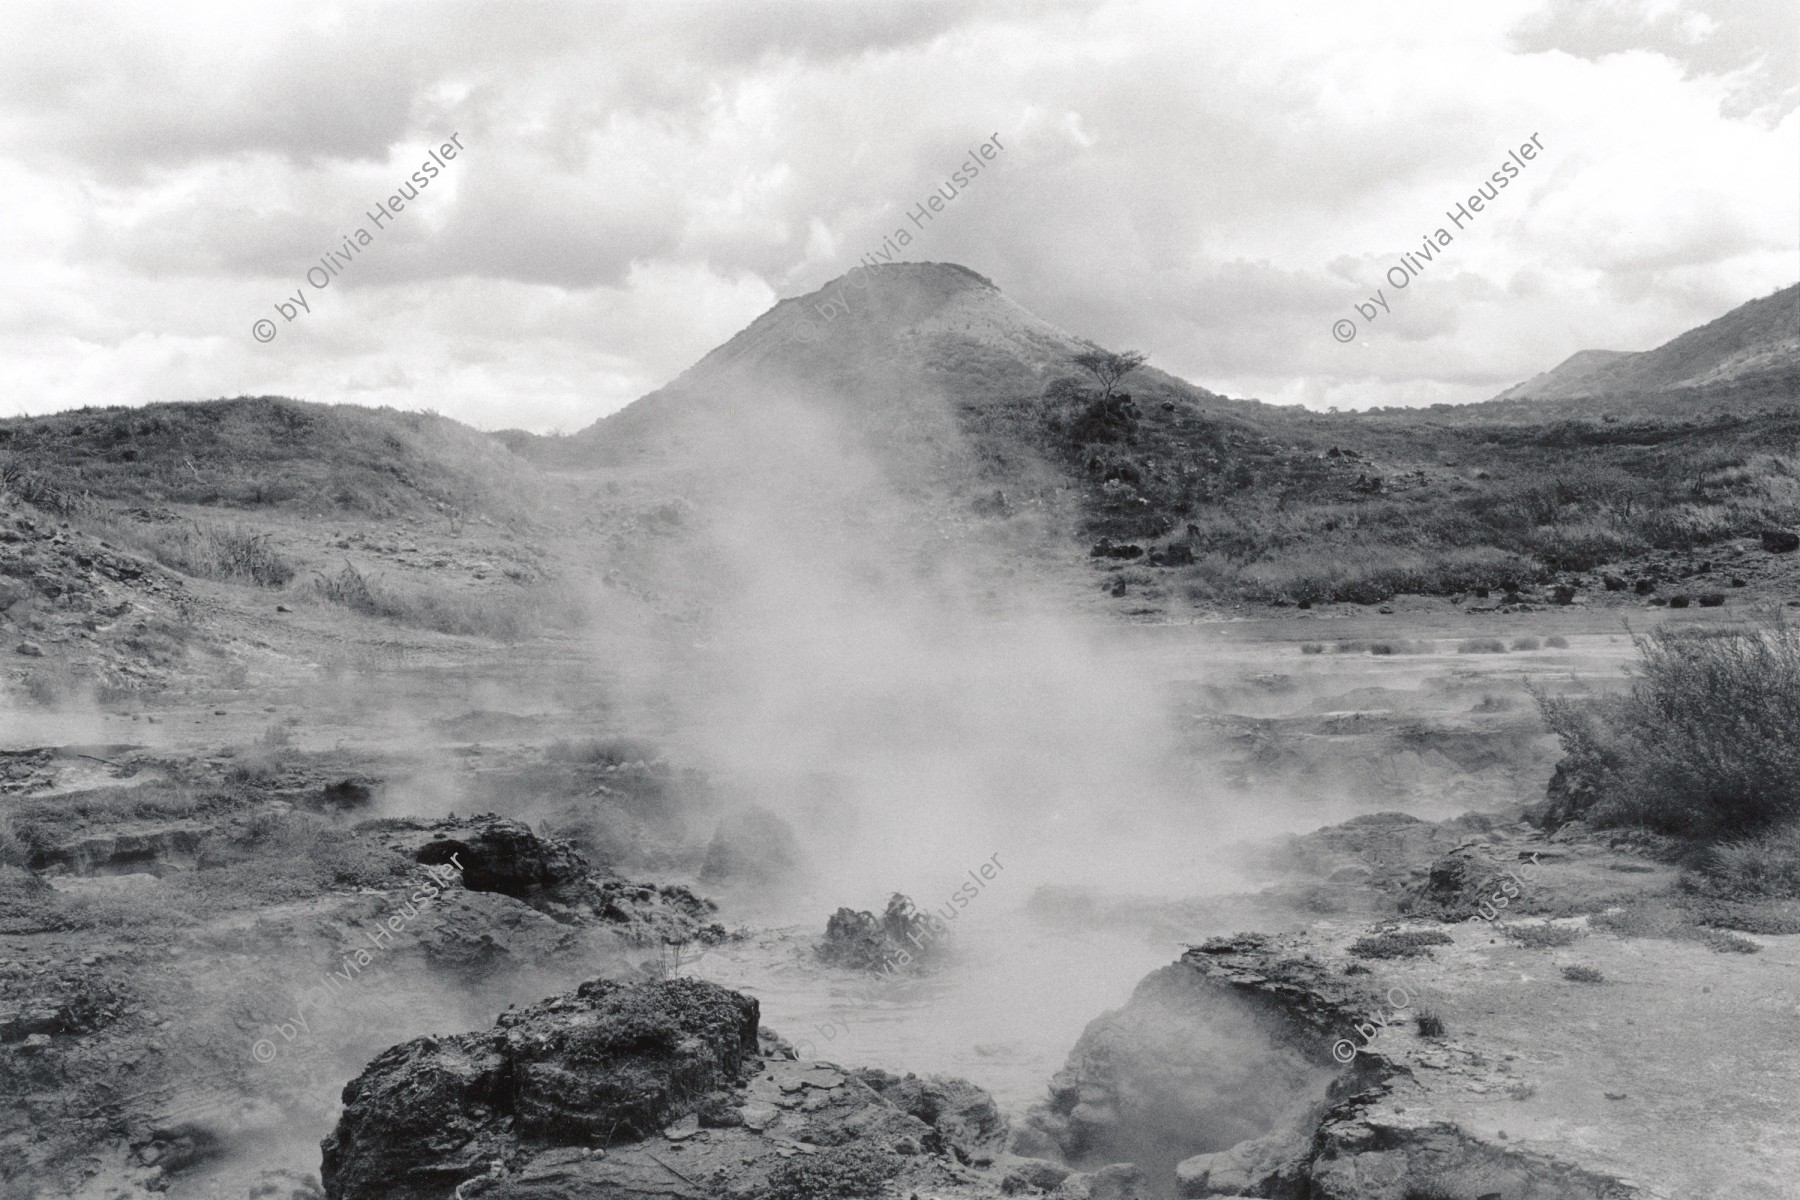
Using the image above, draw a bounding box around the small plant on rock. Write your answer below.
[1505,922,1581,949]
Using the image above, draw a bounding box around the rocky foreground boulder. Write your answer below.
[1024,933,1644,1199]
[320,978,759,1198]
[319,975,1083,1200]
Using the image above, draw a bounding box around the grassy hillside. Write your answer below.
[0,396,541,521]
[1498,284,1799,403]
[1059,398,1800,603]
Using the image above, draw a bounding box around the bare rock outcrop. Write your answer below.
[371,814,593,906]
[319,975,1023,1200]
[320,977,760,1199]
[365,814,725,942]
[1103,934,1645,1199]
[1022,942,1339,1194]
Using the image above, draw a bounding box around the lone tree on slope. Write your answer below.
[1071,349,1148,401]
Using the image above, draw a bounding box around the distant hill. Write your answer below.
[1488,284,1799,416]
[539,264,1800,607]
[1495,349,1636,402]
[568,262,1229,460]
[0,397,541,521]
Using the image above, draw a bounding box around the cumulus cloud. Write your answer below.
[0,0,1792,426]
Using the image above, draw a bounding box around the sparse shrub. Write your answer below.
[172,523,295,587]
[1349,929,1454,959]
[1546,635,1570,648]
[311,558,580,639]
[1535,613,1800,835]
[1457,638,1508,654]
[1695,928,1761,954]
[1689,824,1800,899]
[1414,1011,1446,1038]
[315,560,383,614]
[71,512,295,587]
[1471,694,1515,712]
[1301,642,1325,655]
[1677,896,1800,935]
[1561,965,1605,983]
[1511,636,1541,651]
[638,933,705,981]
[1504,922,1581,949]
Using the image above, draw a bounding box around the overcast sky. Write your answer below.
[2,0,1794,431]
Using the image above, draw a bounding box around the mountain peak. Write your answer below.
[673,261,1082,396]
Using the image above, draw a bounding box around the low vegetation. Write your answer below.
[87,516,296,587]
[1691,824,1800,899]
[750,1143,899,1200]
[1560,965,1605,983]
[1675,896,1800,936]
[1010,344,1800,604]
[1349,929,1454,959]
[1458,638,1508,654]
[1504,922,1582,949]
[1591,901,1764,953]
[311,560,584,640]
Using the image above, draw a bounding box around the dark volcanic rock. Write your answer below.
[816,893,942,972]
[370,815,595,907]
[1761,528,1799,553]
[365,814,723,938]
[320,975,1014,1200]
[315,776,377,812]
[320,978,760,1200]
[1403,843,1542,921]
[1534,755,1606,829]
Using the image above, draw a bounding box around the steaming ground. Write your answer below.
[0,382,1733,1198]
